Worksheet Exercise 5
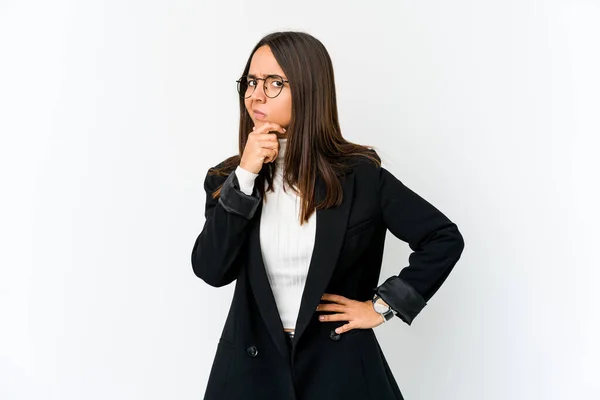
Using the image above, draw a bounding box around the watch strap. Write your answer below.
[372,294,395,322]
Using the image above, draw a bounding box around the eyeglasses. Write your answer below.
[236,74,289,99]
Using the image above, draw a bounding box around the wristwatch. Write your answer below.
[372,294,395,322]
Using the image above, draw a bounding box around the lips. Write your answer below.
[253,109,266,117]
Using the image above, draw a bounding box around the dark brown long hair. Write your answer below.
[209,31,381,224]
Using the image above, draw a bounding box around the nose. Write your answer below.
[249,80,267,102]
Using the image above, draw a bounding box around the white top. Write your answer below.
[234,138,316,330]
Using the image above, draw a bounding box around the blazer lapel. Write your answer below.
[246,206,289,363]
[293,171,355,345]
[247,170,356,361]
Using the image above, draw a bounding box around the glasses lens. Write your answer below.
[265,76,284,98]
[237,77,254,99]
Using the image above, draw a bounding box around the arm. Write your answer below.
[190,165,261,287]
[374,166,465,325]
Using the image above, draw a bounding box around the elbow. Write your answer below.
[196,270,232,288]
[450,223,465,260]
[191,246,234,288]
[434,222,465,261]
[191,259,233,288]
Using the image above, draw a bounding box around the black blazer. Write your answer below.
[191,152,464,400]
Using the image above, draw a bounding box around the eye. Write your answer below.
[247,79,257,87]
[267,76,284,88]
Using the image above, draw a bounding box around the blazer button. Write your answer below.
[329,330,341,341]
[246,345,258,357]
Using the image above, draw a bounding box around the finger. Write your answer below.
[259,130,284,139]
[335,323,354,334]
[248,134,278,149]
[259,121,283,131]
[253,122,275,132]
[318,313,349,322]
[256,122,286,135]
[262,148,274,162]
[262,148,277,163]
[257,139,279,148]
[321,293,349,305]
[249,130,279,143]
[316,303,346,313]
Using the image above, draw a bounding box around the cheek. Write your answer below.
[275,96,292,123]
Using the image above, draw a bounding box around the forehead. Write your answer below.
[248,45,286,78]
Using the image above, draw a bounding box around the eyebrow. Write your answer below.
[247,73,287,79]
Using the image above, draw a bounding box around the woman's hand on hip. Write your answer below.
[316,293,385,335]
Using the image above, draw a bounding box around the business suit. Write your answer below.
[191,151,465,400]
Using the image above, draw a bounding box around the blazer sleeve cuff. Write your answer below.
[218,170,262,220]
[374,276,427,326]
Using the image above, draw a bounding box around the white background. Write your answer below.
[1,1,599,399]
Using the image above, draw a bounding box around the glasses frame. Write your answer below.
[236,74,290,99]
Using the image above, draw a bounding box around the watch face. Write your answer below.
[373,302,390,314]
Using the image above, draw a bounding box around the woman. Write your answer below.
[191,31,464,400]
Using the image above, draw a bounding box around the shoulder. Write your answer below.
[344,148,382,176]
